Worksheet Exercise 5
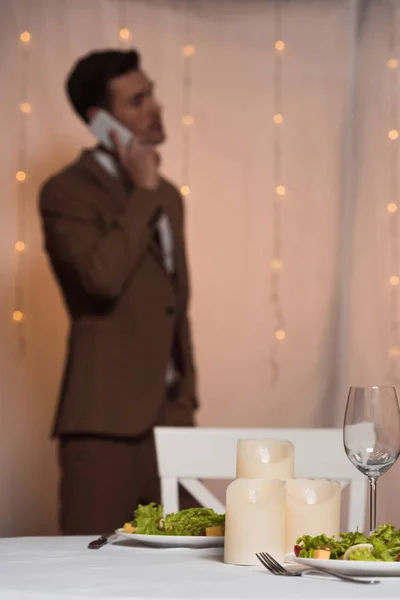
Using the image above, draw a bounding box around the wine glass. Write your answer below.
[343,386,400,533]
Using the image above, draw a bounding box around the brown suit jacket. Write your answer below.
[39,149,197,438]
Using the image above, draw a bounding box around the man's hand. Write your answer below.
[111,130,160,190]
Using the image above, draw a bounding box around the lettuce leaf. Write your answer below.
[128,503,225,536]
[296,534,338,558]
[296,524,400,561]
[348,548,378,561]
[162,507,225,536]
[133,502,164,534]
[370,538,394,562]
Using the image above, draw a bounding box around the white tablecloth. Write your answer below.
[0,536,399,599]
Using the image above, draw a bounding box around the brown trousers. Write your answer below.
[58,396,196,535]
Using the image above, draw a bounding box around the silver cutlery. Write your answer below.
[256,551,380,585]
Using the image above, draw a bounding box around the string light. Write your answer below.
[14,10,31,359]
[180,1,194,200]
[180,185,190,196]
[20,103,31,114]
[387,0,400,383]
[15,241,25,253]
[270,0,287,385]
[119,28,130,41]
[16,171,27,182]
[183,45,195,57]
[275,184,286,196]
[20,31,31,43]
[118,1,131,46]
[271,259,283,271]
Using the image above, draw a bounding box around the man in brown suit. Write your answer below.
[39,49,198,534]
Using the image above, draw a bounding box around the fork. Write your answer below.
[256,552,380,585]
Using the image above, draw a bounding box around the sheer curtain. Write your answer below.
[0,0,399,535]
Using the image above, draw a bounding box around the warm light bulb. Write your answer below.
[388,58,399,69]
[183,45,195,56]
[389,129,399,140]
[20,31,31,43]
[276,329,286,341]
[388,203,398,213]
[13,310,24,322]
[389,346,400,358]
[390,275,400,286]
[183,115,194,126]
[276,185,286,196]
[16,171,27,182]
[275,40,285,52]
[273,113,284,125]
[180,185,190,196]
[271,259,282,270]
[119,28,130,40]
[15,241,25,252]
[20,103,31,114]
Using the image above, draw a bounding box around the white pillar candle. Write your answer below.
[236,439,294,480]
[224,478,286,566]
[285,478,341,554]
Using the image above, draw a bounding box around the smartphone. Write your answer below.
[88,109,132,150]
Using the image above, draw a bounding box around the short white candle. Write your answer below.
[236,439,294,480]
[224,478,286,566]
[285,478,341,553]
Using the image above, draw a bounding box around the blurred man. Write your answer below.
[39,49,198,534]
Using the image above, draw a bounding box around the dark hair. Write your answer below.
[66,49,141,122]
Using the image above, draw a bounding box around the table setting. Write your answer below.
[1,385,400,599]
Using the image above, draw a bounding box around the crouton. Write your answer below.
[205,525,225,537]
[123,522,137,533]
[313,549,331,559]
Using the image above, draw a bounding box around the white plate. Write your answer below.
[116,529,224,548]
[285,552,400,577]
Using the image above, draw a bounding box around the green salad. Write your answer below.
[123,502,225,536]
[295,524,400,562]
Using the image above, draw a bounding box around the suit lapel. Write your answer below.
[77,149,171,275]
[78,149,127,209]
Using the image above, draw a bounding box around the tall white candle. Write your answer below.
[236,439,294,480]
[224,478,286,566]
[285,478,341,553]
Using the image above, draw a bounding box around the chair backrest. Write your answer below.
[154,426,367,531]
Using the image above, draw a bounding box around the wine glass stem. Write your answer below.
[368,476,377,533]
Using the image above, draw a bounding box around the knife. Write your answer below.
[88,532,118,550]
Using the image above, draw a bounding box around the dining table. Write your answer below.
[0,535,399,600]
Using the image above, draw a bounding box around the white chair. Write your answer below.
[154,427,367,531]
